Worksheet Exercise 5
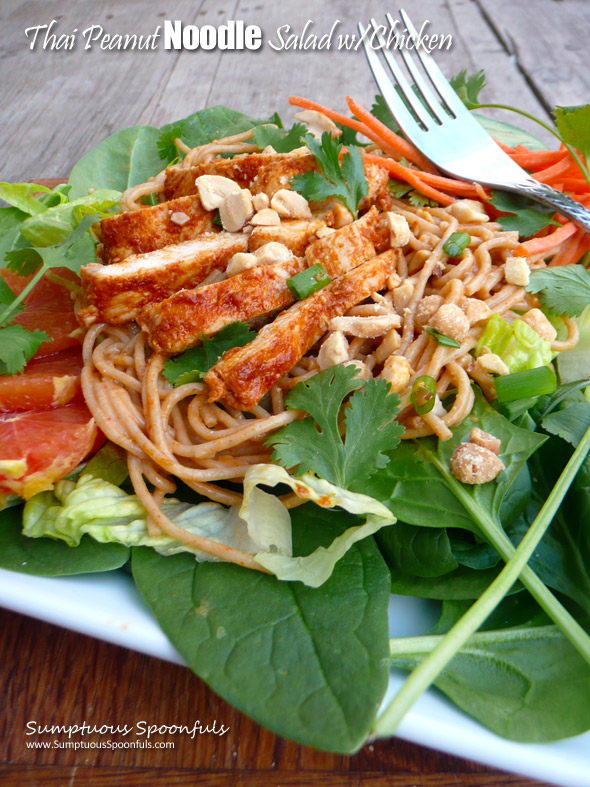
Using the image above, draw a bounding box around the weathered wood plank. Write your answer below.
[477,0,590,110]
[1,0,576,183]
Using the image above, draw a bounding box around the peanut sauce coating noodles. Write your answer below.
[80,121,580,570]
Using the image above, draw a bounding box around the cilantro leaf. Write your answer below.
[451,69,486,110]
[253,123,307,153]
[268,365,403,489]
[370,95,400,133]
[0,277,22,314]
[554,105,590,162]
[5,213,98,277]
[157,120,186,162]
[291,133,368,218]
[490,190,558,238]
[526,264,590,317]
[0,324,49,375]
[163,322,255,387]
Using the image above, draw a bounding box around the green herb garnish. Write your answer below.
[286,264,331,300]
[425,327,461,348]
[442,232,471,258]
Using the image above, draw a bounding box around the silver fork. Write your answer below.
[359,9,590,233]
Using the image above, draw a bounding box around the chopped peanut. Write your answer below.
[393,281,415,313]
[251,208,281,226]
[380,355,413,393]
[253,242,292,266]
[295,109,342,139]
[461,297,491,325]
[170,211,190,226]
[429,303,470,342]
[504,257,530,286]
[252,192,270,212]
[219,189,254,232]
[316,226,336,238]
[226,252,258,276]
[449,199,489,223]
[343,359,371,381]
[521,308,557,342]
[329,314,401,338]
[476,353,509,376]
[414,294,444,329]
[195,175,241,210]
[470,427,501,455]
[317,331,349,370]
[270,189,312,219]
[450,443,505,484]
[332,202,354,228]
[384,212,412,248]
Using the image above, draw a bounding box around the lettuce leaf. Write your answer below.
[476,313,553,372]
[22,463,394,588]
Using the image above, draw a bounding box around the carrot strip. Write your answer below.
[362,154,453,205]
[364,153,485,199]
[509,149,568,168]
[548,230,583,266]
[514,221,577,257]
[533,156,574,185]
[345,96,437,173]
[288,95,372,138]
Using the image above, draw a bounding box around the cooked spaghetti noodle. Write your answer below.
[81,118,581,567]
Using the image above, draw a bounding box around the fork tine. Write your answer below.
[399,8,467,118]
[384,12,446,125]
[357,22,424,136]
[368,18,432,129]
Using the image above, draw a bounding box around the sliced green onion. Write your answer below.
[425,327,461,348]
[212,210,222,227]
[495,365,557,403]
[443,232,471,258]
[287,264,331,300]
[411,375,437,415]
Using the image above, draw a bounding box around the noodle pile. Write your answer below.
[81,123,580,567]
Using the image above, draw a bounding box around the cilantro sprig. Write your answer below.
[452,68,590,188]
[291,133,368,218]
[267,365,403,489]
[526,264,590,317]
[163,322,256,387]
[489,191,558,238]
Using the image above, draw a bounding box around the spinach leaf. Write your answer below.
[68,126,162,198]
[376,523,458,578]
[0,505,129,576]
[389,626,590,741]
[158,106,268,165]
[363,394,546,531]
[390,564,503,600]
[132,503,390,753]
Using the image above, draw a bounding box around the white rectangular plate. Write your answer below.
[1,566,588,786]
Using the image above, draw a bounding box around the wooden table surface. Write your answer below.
[2,1,590,785]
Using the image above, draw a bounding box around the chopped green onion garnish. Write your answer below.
[495,365,557,403]
[443,232,471,258]
[425,327,461,348]
[411,375,437,415]
[212,210,222,227]
[287,264,331,300]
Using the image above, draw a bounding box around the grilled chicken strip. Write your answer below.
[304,206,380,274]
[101,195,214,264]
[248,219,329,256]
[163,150,315,200]
[79,233,247,326]
[139,255,306,354]
[204,249,401,410]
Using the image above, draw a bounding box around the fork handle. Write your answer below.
[516,179,590,234]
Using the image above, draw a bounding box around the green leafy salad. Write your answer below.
[2,78,590,756]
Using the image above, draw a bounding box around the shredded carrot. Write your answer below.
[509,149,569,169]
[362,154,454,205]
[533,156,575,185]
[345,96,437,173]
[364,153,480,199]
[515,221,577,257]
[288,96,372,139]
